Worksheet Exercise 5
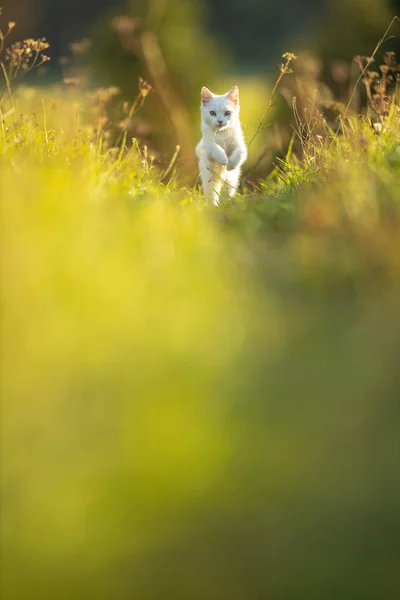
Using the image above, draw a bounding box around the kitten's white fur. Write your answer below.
[196,86,247,205]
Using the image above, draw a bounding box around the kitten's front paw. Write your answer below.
[207,152,228,166]
[217,154,228,166]
[227,157,239,171]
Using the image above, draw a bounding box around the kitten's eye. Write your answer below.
[210,111,216,116]
[224,111,231,116]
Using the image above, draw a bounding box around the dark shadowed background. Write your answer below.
[2,0,400,67]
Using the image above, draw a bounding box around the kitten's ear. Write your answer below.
[226,86,239,105]
[201,87,213,105]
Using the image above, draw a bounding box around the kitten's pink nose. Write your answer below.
[217,120,223,126]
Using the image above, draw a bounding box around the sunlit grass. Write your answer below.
[1,86,400,599]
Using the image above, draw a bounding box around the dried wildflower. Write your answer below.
[4,37,50,80]
[8,21,16,30]
[138,76,152,98]
[279,52,297,74]
[384,52,397,68]
[355,51,399,121]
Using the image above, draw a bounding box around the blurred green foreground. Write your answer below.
[1,89,400,599]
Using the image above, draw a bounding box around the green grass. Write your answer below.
[1,86,400,600]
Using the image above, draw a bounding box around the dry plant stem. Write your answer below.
[245,53,296,179]
[0,104,6,142]
[161,144,180,182]
[1,60,13,108]
[42,98,48,146]
[344,15,400,118]
[0,60,17,142]
[247,53,297,149]
[115,91,144,147]
[0,22,15,57]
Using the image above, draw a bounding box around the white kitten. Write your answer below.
[196,86,247,206]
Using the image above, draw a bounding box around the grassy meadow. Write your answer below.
[1,22,400,600]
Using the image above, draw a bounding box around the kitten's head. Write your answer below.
[200,86,239,131]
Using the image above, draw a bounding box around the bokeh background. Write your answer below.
[5,0,400,69]
[1,2,400,600]
[2,0,400,167]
